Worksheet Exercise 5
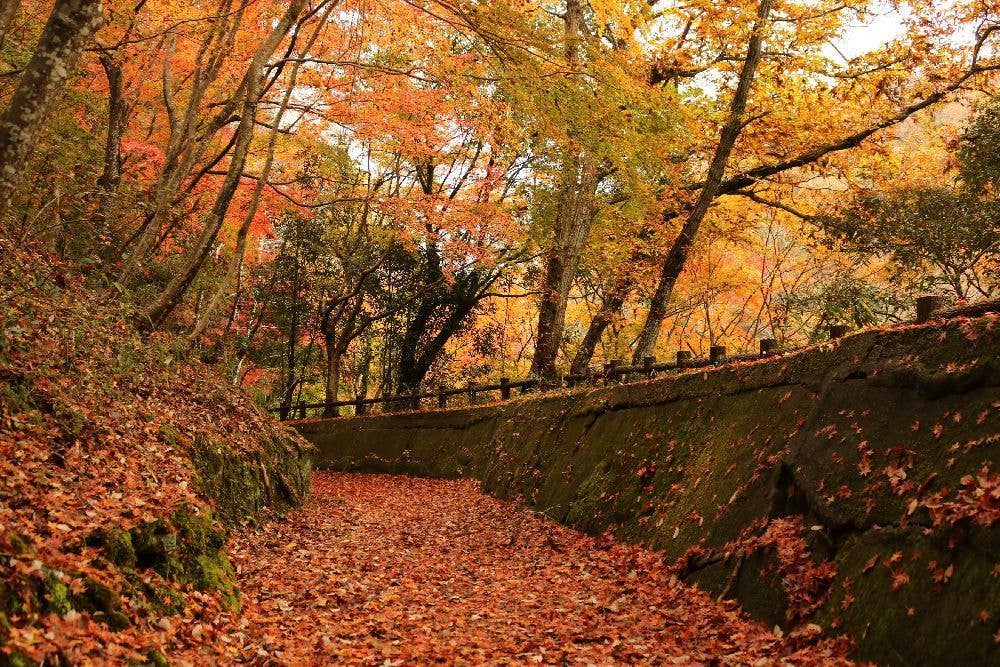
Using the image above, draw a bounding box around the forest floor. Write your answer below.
[186,472,855,665]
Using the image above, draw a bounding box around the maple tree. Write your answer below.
[1,1,1000,659]
[2,0,998,395]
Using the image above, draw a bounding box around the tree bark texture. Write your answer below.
[0,0,104,222]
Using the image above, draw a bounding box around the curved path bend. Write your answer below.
[201,473,854,665]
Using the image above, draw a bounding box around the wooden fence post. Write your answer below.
[710,345,727,363]
[916,295,945,323]
[355,396,366,416]
[676,350,692,368]
[467,381,478,405]
[642,355,655,377]
[500,377,511,400]
[409,386,421,410]
[760,338,777,355]
[297,401,306,419]
[438,384,448,409]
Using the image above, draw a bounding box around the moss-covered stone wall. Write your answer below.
[296,317,1000,666]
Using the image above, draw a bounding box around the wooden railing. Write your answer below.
[270,295,1000,421]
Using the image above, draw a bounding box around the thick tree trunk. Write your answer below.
[632,0,773,363]
[0,0,104,222]
[529,159,598,381]
[139,0,308,330]
[398,297,479,394]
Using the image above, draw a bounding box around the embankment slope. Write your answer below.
[300,316,1000,666]
[1,253,312,665]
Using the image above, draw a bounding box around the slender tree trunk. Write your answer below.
[96,52,127,242]
[139,0,308,330]
[570,277,630,374]
[117,0,244,281]
[357,335,372,401]
[528,0,599,382]
[0,0,104,223]
[186,0,326,342]
[323,337,341,418]
[280,239,301,420]
[632,0,773,363]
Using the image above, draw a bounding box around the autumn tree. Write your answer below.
[0,0,104,222]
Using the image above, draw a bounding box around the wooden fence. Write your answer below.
[270,294,999,421]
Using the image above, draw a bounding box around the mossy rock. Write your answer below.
[101,527,137,568]
[98,507,239,612]
[71,578,130,631]
[188,431,312,525]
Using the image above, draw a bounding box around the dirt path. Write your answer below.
[190,472,853,664]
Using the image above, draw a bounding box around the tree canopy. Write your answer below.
[1,0,998,404]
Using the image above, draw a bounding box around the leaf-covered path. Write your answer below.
[195,472,853,664]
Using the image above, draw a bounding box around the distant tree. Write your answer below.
[959,96,1000,193]
[818,99,1000,300]
[818,188,999,299]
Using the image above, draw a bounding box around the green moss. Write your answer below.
[42,573,71,615]
[192,554,240,611]
[125,647,171,667]
[159,422,182,446]
[124,507,240,609]
[71,578,130,631]
[5,534,32,558]
[145,649,170,667]
[0,581,23,618]
[0,649,34,667]
[119,568,186,617]
[87,506,239,621]
[188,433,311,525]
[102,527,137,568]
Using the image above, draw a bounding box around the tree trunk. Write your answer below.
[570,277,630,374]
[529,159,598,381]
[116,0,246,282]
[0,0,104,222]
[187,0,333,342]
[323,337,341,418]
[632,0,773,363]
[527,0,598,383]
[95,51,127,242]
[139,0,308,330]
[279,239,301,420]
[398,297,479,394]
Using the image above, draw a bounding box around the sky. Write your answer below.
[829,7,909,61]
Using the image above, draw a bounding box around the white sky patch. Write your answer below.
[827,6,909,63]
